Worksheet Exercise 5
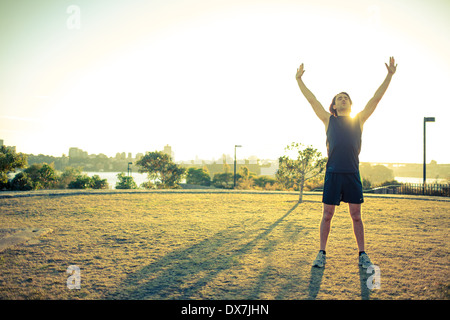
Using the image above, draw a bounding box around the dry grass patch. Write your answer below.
[0,192,448,300]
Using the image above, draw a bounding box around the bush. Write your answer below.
[56,166,82,189]
[0,145,27,185]
[236,178,254,190]
[186,167,211,186]
[115,172,138,189]
[68,174,108,189]
[303,176,323,191]
[7,163,59,190]
[263,182,285,191]
[140,181,155,189]
[22,163,58,190]
[68,174,92,189]
[362,177,372,190]
[212,172,239,189]
[253,176,277,189]
[90,175,109,189]
[378,179,401,187]
[10,172,33,191]
[235,166,257,190]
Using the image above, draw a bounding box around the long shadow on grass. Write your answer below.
[307,266,325,300]
[359,266,371,300]
[104,202,299,299]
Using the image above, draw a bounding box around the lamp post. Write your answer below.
[423,117,435,187]
[127,162,133,177]
[234,145,242,188]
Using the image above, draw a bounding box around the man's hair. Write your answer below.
[329,92,352,117]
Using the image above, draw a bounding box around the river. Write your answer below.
[394,177,447,184]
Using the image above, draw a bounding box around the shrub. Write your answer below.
[212,172,238,189]
[10,172,33,191]
[186,167,211,186]
[68,174,108,189]
[56,166,82,189]
[68,174,92,189]
[115,172,138,189]
[253,176,277,189]
[140,181,155,189]
[90,175,109,189]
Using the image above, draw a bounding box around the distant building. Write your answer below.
[69,147,88,159]
[248,155,259,165]
[0,139,17,153]
[135,153,144,160]
[115,152,126,160]
[163,144,175,160]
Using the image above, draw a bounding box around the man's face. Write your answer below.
[333,93,352,115]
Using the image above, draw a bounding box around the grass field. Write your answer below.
[0,191,448,300]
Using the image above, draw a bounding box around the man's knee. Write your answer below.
[323,205,335,222]
[349,204,362,222]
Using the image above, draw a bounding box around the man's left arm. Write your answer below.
[359,57,397,125]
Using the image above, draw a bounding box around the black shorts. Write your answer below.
[322,171,364,206]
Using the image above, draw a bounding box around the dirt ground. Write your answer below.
[0,191,448,300]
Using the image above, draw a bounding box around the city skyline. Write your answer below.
[1,0,449,164]
[21,143,267,163]
[3,139,447,167]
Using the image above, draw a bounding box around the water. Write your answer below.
[394,177,447,184]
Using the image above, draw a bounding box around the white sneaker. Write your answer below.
[312,251,326,268]
[358,252,373,269]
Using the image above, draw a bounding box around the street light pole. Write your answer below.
[423,117,435,187]
[234,145,242,188]
[128,162,132,177]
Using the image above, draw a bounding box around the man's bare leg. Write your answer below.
[349,203,365,252]
[320,204,336,251]
[312,204,335,267]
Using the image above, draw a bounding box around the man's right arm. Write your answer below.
[296,63,329,125]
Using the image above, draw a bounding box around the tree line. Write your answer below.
[1,144,327,203]
[1,144,409,203]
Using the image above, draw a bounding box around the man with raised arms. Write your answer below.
[295,57,397,268]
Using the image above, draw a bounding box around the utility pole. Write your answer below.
[423,117,435,192]
[234,145,242,188]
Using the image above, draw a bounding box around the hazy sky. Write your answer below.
[1,0,449,163]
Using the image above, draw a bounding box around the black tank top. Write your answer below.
[326,115,361,173]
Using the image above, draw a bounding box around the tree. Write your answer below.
[68,174,108,189]
[116,172,138,189]
[68,174,92,189]
[57,166,83,189]
[20,163,58,190]
[276,143,327,203]
[186,167,211,186]
[212,172,235,189]
[236,166,255,190]
[0,146,27,186]
[35,163,58,189]
[135,151,186,189]
[90,175,109,189]
[9,172,33,191]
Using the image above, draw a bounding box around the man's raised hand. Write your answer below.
[385,56,397,74]
[296,63,305,80]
